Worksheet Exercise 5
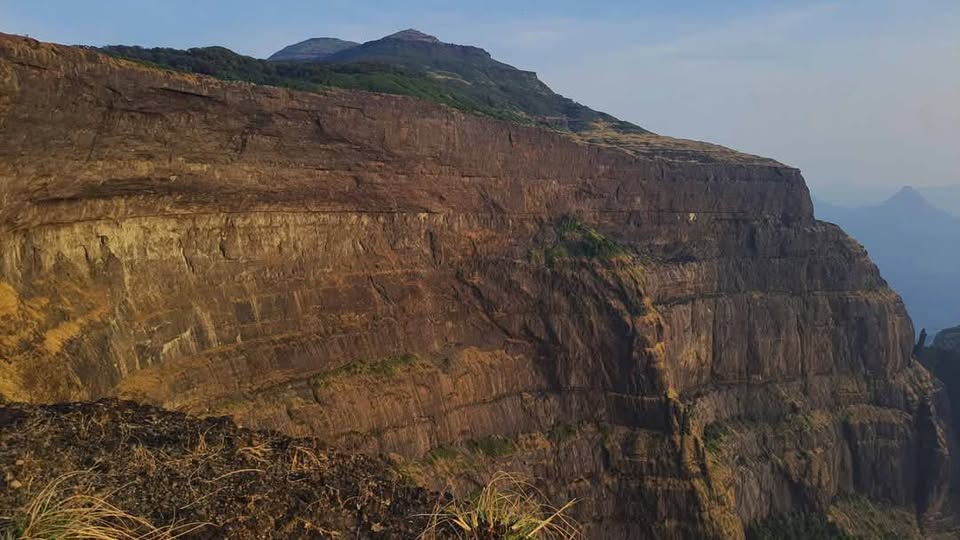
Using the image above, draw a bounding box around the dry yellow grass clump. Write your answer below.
[0,473,203,540]
[420,472,581,540]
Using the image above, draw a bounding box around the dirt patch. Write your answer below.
[0,400,441,539]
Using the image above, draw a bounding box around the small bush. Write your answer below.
[702,422,730,454]
[548,217,628,264]
[548,423,578,444]
[428,445,460,463]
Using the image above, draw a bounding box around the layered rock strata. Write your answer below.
[0,34,951,539]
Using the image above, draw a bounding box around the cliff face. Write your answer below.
[0,34,952,539]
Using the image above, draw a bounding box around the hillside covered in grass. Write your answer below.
[102,29,648,134]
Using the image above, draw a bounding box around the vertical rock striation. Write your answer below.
[0,34,951,538]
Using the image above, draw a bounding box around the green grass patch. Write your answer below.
[702,422,731,454]
[548,423,578,444]
[598,423,613,446]
[468,435,516,458]
[425,435,516,463]
[428,444,460,463]
[545,216,629,266]
[310,353,418,388]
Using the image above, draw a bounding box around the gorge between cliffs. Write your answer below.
[0,32,957,539]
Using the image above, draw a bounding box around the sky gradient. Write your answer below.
[2,0,957,204]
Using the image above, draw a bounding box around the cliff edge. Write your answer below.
[0,33,953,539]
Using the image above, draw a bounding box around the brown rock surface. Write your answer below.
[0,33,953,538]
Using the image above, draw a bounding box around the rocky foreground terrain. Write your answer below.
[1,32,958,538]
[0,400,434,539]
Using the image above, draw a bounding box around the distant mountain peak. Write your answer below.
[262,28,647,134]
[884,185,931,210]
[893,185,921,198]
[381,29,440,43]
[268,37,359,62]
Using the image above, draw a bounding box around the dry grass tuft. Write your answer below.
[419,472,581,540]
[130,445,159,475]
[237,442,272,465]
[0,473,204,540]
[191,428,223,457]
[289,446,328,474]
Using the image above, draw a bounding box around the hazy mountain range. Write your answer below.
[919,185,960,218]
[815,186,960,335]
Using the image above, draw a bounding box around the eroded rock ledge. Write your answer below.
[0,33,953,539]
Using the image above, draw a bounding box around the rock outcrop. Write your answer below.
[0,33,953,539]
[934,326,960,354]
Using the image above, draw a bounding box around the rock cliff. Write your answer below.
[934,326,960,354]
[0,33,953,539]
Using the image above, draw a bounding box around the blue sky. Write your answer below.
[3,0,958,203]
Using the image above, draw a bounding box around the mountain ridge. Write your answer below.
[267,37,359,61]
[260,28,650,134]
[381,28,441,42]
[101,33,780,164]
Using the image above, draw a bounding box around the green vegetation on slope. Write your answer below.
[318,34,646,134]
[308,353,418,389]
[467,435,517,458]
[702,422,730,454]
[101,41,646,134]
[427,435,517,463]
[747,513,851,540]
[533,216,631,266]
[103,45,531,122]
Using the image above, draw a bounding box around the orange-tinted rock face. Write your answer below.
[0,34,951,539]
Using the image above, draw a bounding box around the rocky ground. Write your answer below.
[0,399,438,539]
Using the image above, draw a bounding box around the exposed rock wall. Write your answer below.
[934,326,960,354]
[0,34,951,539]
